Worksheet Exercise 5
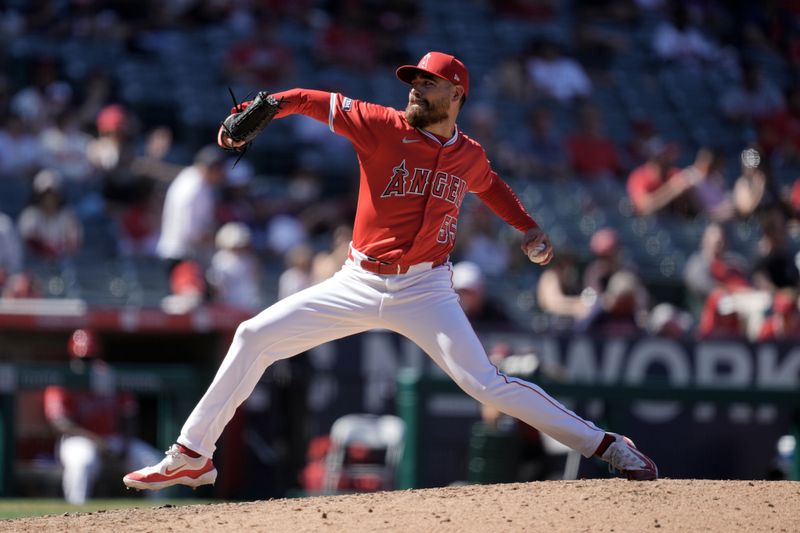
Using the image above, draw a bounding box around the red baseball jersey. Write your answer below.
[273,89,536,266]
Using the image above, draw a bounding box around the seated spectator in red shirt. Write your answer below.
[626,138,693,217]
[758,289,800,341]
[565,104,623,180]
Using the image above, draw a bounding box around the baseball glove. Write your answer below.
[218,90,283,153]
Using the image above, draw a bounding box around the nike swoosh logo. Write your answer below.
[402,137,421,143]
[165,465,186,476]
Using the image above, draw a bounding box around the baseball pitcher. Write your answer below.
[124,52,657,490]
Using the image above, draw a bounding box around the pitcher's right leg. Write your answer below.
[124,267,383,490]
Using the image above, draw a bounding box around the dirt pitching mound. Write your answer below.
[4,479,799,532]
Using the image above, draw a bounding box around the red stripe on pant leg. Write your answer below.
[491,364,604,433]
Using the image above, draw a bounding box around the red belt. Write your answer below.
[348,250,447,275]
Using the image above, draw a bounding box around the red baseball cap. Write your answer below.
[396,52,469,98]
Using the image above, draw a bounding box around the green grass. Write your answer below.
[0,498,215,521]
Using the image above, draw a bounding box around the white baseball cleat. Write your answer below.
[123,444,217,490]
[601,433,658,481]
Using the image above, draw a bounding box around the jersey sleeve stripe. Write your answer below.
[328,92,336,133]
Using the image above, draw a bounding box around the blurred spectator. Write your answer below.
[43,329,162,505]
[39,109,96,184]
[278,243,314,300]
[791,178,800,220]
[314,5,380,72]
[156,145,226,271]
[216,159,260,227]
[582,227,649,323]
[266,213,308,257]
[208,222,262,312]
[733,147,786,219]
[574,1,631,73]
[464,103,518,176]
[512,108,568,180]
[292,109,358,183]
[130,126,182,183]
[575,270,646,336]
[652,3,723,66]
[74,69,117,132]
[525,39,592,103]
[624,118,660,168]
[18,169,83,259]
[626,138,693,217]
[163,260,208,313]
[683,222,749,314]
[583,228,635,293]
[0,209,23,290]
[0,113,42,176]
[536,251,589,320]
[565,104,624,180]
[697,287,748,339]
[118,188,161,257]
[457,203,510,276]
[646,302,694,338]
[758,87,800,164]
[721,60,785,125]
[452,261,517,329]
[263,165,325,256]
[86,103,140,205]
[752,208,800,291]
[493,0,558,20]
[312,224,353,283]
[116,128,180,257]
[224,15,294,86]
[683,147,735,222]
[494,53,534,103]
[9,56,69,130]
[2,271,40,299]
[757,288,800,341]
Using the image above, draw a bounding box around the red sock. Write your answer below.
[593,433,615,457]
[176,443,202,458]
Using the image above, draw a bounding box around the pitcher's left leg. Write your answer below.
[386,286,604,457]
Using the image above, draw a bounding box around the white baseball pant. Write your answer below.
[178,259,606,459]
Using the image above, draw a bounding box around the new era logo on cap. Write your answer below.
[396,52,470,98]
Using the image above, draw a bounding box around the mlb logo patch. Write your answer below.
[342,97,352,111]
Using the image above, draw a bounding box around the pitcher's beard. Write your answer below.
[405,99,449,129]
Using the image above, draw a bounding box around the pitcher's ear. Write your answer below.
[452,85,465,102]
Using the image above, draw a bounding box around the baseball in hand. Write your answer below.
[527,243,547,263]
